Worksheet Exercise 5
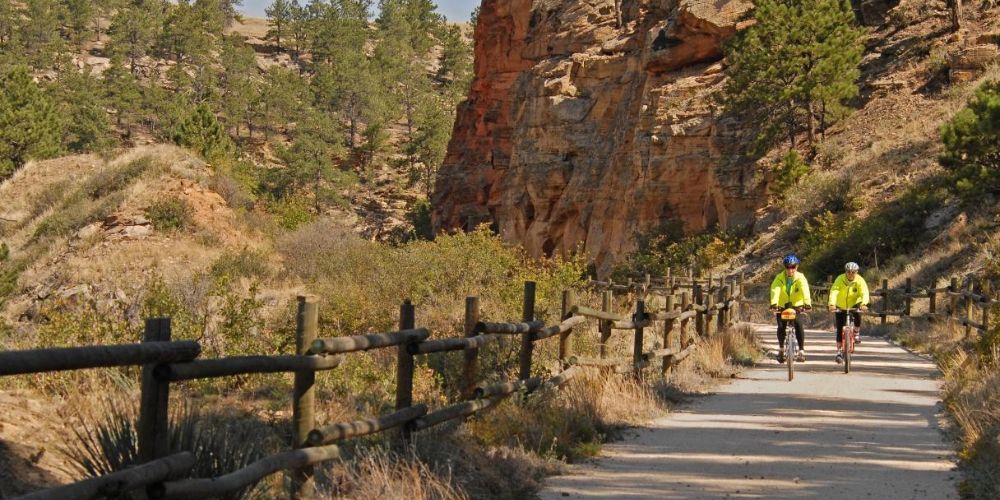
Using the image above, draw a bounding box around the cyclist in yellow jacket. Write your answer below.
[769,255,812,363]
[827,262,870,364]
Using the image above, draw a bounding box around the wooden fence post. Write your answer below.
[663,295,675,376]
[396,299,417,443]
[461,297,479,399]
[694,284,705,338]
[881,279,889,325]
[981,298,990,336]
[681,292,691,348]
[705,282,715,337]
[519,282,536,380]
[904,278,912,317]
[716,284,726,332]
[929,280,937,319]
[950,277,959,320]
[633,299,645,379]
[139,317,171,464]
[965,280,974,339]
[292,296,318,498]
[559,290,576,368]
[600,290,612,359]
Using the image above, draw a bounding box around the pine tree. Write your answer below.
[104,55,145,138]
[0,65,63,180]
[61,0,95,49]
[0,1,16,47]
[174,103,234,162]
[722,0,864,153]
[407,94,453,198]
[437,24,473,103]
[20,0,67,69]
[275,111,351,213]
[940,80,1000,198]
[265,0,293,49]
[51,68,117,154]
[219,35,261,139]
[108,0,164,76]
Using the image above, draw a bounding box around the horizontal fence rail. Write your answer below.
[7,272,753,499]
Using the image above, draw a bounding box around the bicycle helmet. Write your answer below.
[782,254,800,267]
[845,262,860,272]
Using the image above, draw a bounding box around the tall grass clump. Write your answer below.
[62,393,283,500]
[319,447,467,500]
[940,345,1000,499]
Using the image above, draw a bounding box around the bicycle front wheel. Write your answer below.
[787,342,794,381]
[844,328,853,374]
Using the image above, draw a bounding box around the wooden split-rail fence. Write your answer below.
[2,275,746,500]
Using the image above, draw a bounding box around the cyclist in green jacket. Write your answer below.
[827,262,870,364]
[769,255,812,363]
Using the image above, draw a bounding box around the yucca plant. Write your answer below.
[63,395,282,499]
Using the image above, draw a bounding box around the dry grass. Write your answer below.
[320,447,467,500]
[940,345,1000,498]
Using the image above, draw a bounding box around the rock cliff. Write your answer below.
[433,0,766,271]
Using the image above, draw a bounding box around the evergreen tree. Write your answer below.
[287,0,310,58]
[265,0,293,49]
[0,65,63,180]
[261,67,307,138]
[51,68,117,153]
[407,94,452,198]
[104,55,145,138]
[275,111,351,213]
[437,24,473,103]
[108,0,164,76]
[0,1,16,47]
[722,0,864,153]
[940,80,1000,199]
[20,0,67,69]
[174,103,235,162]
[219,35,262,139]
[61,0,95,49]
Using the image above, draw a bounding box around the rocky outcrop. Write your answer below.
[433,0,765,271]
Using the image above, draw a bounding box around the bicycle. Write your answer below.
[779,307,801,381]
[836,307,861,374]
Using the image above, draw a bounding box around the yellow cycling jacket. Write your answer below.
[769,271,812,308]
[828,273,870,310]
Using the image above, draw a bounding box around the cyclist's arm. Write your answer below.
[769,275,781,308]
[860,277,871,306]
[828,276,841,307]
[801,278,812,308]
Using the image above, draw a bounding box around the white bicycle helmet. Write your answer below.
[845,262,860,272]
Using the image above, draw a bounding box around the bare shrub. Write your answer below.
[941,346,1000,499]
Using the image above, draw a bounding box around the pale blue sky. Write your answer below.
[241,0,479,22]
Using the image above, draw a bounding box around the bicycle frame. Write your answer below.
[837,308,860,374]
[781,308,798,381]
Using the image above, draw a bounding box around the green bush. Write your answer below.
[210,248,273,281]
[145,197,193,231]
[613,222,745,279]
[771,150,810,199]
[797,181,947,280]
[267,195,313,230]
[940,80,1000,202]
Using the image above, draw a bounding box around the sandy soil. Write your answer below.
[541,325,958,499]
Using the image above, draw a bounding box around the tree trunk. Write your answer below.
[948,0,961,33]
[806,101,816,148]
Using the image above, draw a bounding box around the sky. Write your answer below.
[240,0,480,22]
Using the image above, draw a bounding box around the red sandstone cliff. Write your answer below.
[432,0,766,271]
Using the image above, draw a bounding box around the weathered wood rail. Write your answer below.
[4,275,746,500]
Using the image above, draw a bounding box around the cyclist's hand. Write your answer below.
[860,305,869,312]
[803,305,812,312]
[827,304,835,312]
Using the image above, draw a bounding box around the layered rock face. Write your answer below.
[433,0,766,271]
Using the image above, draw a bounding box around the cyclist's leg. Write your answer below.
[852,310,862,344]
[794,318,805,350]
[834,311,846,345]
[776,313,786,349]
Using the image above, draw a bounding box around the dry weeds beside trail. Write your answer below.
[541,325,957,499]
